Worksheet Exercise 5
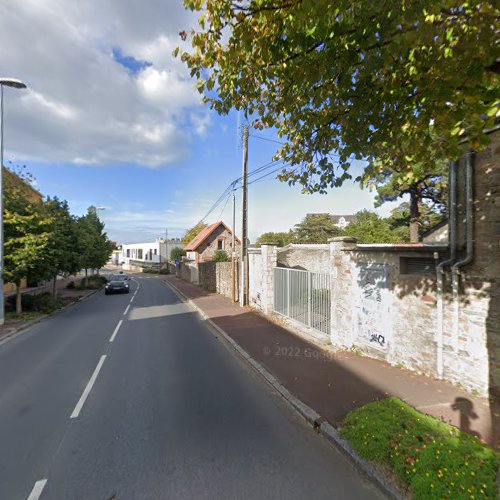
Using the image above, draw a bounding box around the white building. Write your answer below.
[118,238,182,270]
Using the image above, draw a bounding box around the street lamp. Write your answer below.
[0,78,27,325]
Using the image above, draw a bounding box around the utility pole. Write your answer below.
[240,125,249,306]
[231,191,236,303]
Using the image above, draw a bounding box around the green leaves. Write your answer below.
[178,0,499,192]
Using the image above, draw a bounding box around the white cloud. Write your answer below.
[190,112,211,137]
[0,0,203,167]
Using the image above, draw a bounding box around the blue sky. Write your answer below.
[0,0,396,244]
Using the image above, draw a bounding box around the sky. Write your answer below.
[0,0,398,244]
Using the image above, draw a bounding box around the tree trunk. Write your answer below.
[409,188,420,243]
[84,268,88,287]
[15,282,22,314]
[52,275,57,298]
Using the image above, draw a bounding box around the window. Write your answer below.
[217,239,225,250]
[154,249,157,255]
[400,257,436,275]
[126,249,130,258]
[138,249,143,260]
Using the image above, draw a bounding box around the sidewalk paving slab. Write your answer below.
[164,275,499,450]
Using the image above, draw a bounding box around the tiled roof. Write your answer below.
[185,221,239,251]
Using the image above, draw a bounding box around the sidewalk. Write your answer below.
[165,275,499,449]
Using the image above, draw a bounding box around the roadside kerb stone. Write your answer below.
[163,278,401,499]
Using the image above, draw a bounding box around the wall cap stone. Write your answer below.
[329,237,358,243]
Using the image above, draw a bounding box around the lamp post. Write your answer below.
[0,78,27,325]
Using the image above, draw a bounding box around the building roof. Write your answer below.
[421,218,449,239]
[185,221,240,251]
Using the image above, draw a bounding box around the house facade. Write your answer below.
[184,221,240,264]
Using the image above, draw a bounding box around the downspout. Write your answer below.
[452,151,475,351]
[436,160,458,378]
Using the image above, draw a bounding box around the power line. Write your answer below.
[248,133,286,146]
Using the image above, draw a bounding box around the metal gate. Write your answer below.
[273,267,331,335]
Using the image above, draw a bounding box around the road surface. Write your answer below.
[0,276,385,499]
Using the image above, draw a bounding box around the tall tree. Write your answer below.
[182,222,207,246]
[294,214,341,243]
[179,0,499,192]
[361,161,447,241]
[3,202,53,313]
[76,207,112,282]
[43,198,82,297]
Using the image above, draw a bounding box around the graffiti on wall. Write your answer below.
[356,264,390,351]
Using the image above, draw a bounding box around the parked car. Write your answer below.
[105,274,130,294]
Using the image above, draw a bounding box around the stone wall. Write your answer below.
[179,261,199,285]
[454,127,500,397]
[198,261,240,300]
[277,244,329,272]
[249,245,277,314]
[249,236,492,395]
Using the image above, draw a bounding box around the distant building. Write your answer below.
[332,215,356,229]
[118,238,183,270]
[185,221,240,264]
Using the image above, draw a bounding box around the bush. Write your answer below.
[170,247,186,261]
[212,250,229,262]
[32,292,60,314]
[142,267,158,274]
[340,397,499,499]
[66,280,75,289]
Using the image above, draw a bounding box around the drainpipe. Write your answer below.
[436,160,458,378]
[451,151,475,351]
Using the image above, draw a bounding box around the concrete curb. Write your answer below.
[163,278,402,500]
[0,287,102,347]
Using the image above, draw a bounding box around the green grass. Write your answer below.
[340,397,498,499]
[5,310,43,322]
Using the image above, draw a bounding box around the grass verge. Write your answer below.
[5,310,43,322]
[340,397,498,499]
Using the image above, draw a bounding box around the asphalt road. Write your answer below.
[0,276,385,500]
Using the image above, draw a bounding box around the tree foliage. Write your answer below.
[182,222,207,246]
[361,161,447,241]
[44,197,82,295]
[255,209,414,246]
[3,169,114,311]
[76,207,113,273]
[294,214,341,243]
[170,246,187,261]
[212,249,229,262]
[179,0,499,192]
[341,210,408,243]
[255,230,295,247]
